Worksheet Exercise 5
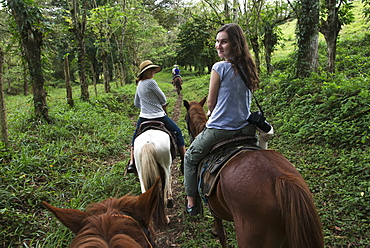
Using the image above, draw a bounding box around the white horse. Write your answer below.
[134,129,173,208]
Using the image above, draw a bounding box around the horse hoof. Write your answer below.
[167,198,174,208]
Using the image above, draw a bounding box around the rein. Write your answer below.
[111,212,154,248]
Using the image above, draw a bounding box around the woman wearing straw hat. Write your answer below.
[127,60,186,173]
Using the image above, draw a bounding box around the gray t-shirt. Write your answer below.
[206,61,252,130]
[134,79,167,118]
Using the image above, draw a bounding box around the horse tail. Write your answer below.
[139,143,167,230]
[275,174,324,248]
[140,143,161,191]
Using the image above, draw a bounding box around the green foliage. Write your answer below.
[362,0,370,21]
[176,16,219,73]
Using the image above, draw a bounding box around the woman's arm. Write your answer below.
[207,69,220,117]
[150,80,167,105]
[134,92,140,108]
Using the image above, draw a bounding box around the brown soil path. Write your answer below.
[156,89,187,247]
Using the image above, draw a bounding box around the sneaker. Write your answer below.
[186,205,199,216]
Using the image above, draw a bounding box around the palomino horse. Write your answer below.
[172,76,182,95]
[183,98,324,248]
[43,178,166,247]
[134,122,174,211]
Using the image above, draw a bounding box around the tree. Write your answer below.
[70,0,89,101]
[7,0,49,120]
[289,0,320,77]
[319,0,354,73]
[176,16,219,73]
[240,0,266,73]
[363,0,370,22]
[261,1,292,74]
[0,47,8,146]
[141,0,182,29]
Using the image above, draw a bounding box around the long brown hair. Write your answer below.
[217,23,259,92]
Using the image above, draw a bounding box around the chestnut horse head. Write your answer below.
[43,178,164,248]
[183,97,207,143]
[183,98,324,248]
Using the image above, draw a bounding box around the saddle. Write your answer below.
[135,120,178,160]
[197,135,261,203]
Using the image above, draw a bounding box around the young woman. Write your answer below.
[184,23,260,215]
[127,60,186,173]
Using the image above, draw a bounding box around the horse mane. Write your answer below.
[60,195,155,248]
[43,178,165,248]
[70,209,146,248]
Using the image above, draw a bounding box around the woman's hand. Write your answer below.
[162,103,169,115]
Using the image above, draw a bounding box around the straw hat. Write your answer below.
[138,60,162,76]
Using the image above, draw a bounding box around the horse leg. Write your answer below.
[159,154,173,208]
[165,168,174,208]
[211,216,228,248]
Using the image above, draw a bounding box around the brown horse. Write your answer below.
[183,98,324,248]
[173,76,182,95]
[43,178,166,248]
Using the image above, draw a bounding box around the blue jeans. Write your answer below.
[132,116,185,147]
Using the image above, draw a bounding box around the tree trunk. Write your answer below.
[224,0,230,20]
[64,56,74,107]
[296,0,320,77]
[263,24,278,74]
[23,65,28,96]
[90,63,98,97]
[250,36,261,74]
[21,50,28,96]
[0,47,9,146]
[324,33,338,73]
[102,52,111,93]
[319,0,341,73]
[71,0,89,101]
[8,0,49,120]
[233,0,239,22]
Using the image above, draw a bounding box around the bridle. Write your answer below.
[111,212,155,248]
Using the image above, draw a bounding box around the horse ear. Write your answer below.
[183,100,190,110]
[137,177,161,226]
[42,201,90,235]
[199,96,207,106]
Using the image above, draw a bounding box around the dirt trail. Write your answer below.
[156,90,187,247]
